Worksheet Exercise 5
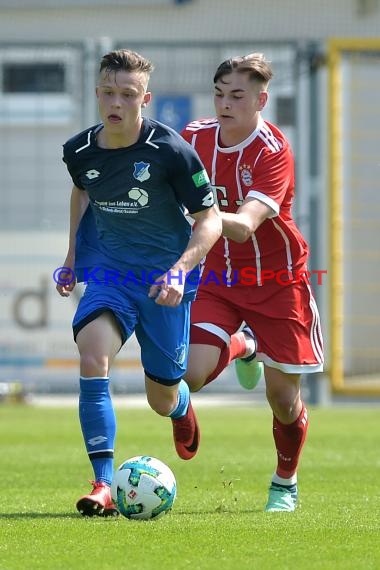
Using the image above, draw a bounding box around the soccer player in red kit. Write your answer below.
[181,53,324,512]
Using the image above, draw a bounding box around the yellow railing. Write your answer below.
[328,38,380,395]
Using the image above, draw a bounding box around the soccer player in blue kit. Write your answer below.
[56,49,222,517]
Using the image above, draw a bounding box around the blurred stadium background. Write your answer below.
[0,0,379,402]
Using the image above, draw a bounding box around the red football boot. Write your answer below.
[171,401,200,460]
[76,481,119,517]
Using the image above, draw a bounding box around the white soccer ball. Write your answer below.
[111,455,177,520]
[129,187,149,206]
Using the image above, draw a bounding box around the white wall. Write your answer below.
[0,232,143,391]
[0,0,379,44]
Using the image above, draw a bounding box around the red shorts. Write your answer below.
[190,276,324,374]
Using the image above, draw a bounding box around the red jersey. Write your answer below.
[181,117,309,289]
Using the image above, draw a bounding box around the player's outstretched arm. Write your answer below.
[149,205,221,306]
[56,185,89,297]
[183,205,222,268]
[221,198,273,243]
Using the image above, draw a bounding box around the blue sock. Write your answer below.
[79,377,116,486]
[169,380,190,419]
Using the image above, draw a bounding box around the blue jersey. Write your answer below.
[63,118,214,300]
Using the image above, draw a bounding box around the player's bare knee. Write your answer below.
[147,396,175,417]
[184,361,210,392]
[183,372,206,393]
[79,352,109,377]
[266,389,301,421]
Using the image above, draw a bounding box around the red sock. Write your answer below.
[204,332,247,385]
[272,404,309,478]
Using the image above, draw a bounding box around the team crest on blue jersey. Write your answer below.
[239,164,253,187]
[175,344,186,367]
[133,161,151,182]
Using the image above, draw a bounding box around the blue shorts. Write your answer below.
[73,282,190,383]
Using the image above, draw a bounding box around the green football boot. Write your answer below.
[234,326,263,390]
[264,482,298,512]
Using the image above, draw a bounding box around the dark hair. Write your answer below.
[99,49,154,75]
[214,53,273,86]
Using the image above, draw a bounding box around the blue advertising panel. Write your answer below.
[155,95,192,133]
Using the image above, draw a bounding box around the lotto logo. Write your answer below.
[86,169,100,179]
[88,435,107,446]
[201,192,214,207]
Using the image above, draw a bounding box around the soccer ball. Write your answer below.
[129,187,149,207]
[111,455,177,520]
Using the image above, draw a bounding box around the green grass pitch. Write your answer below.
[1,402,379,570]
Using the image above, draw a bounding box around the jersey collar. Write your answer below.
[216,116,265,153]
